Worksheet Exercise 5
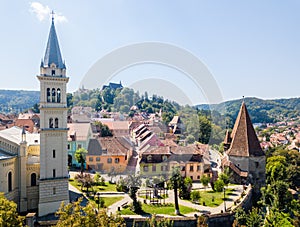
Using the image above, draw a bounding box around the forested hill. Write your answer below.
[0,90,39,113]
[197,97,300,123]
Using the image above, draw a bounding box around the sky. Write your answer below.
[0,1,299,104]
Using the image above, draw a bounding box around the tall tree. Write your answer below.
[169,167,182,215]
[75,148,88,174]
[126,174,142,213]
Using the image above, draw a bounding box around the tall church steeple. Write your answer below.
[38,15,69,217]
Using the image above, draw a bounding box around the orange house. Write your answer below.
[86,137,133,174]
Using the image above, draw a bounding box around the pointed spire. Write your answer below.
[226,101,264,157]
[43,13,65,69]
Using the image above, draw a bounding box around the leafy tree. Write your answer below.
[219,173,229,187]
[266,155,287,184]
[213,179,224,192]
[95,121,113,137]
[265,211,294,227]
[75,148,88,173]
[179,177,193,200]
[245,208,263,227]
[56,198,125,227]
[94,172,101,185]
[146,214,174,227]
[168,167,182,215]
[234,207,247,226]
[126,174,142,213]
[200,175,210,190]
[0,193,24,226]
[75,173,94,192]
[190,190,201,203]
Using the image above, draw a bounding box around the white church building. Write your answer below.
[0,16,69,217]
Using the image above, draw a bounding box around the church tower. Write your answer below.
[38,15,69,217]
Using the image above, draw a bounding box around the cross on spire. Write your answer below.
[51,10,55,22]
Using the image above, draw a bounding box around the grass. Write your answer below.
[69,179,117,192]
[90,196,124,208]
[192,188,235,207]
[120,204,196,216]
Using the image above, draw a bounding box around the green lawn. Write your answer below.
[91,196,124,208]
[69,179,117,192]
[120,204,196,216]
[192,188,235,207]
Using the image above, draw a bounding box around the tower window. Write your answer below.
[8,171,12,192]
[53,169,56,178]
[31,173,37,186]
[55,118,59,128]
[57,88,61,103]
[53,150,56,158]
[52,70,55,75]
[52,88,56,102]
[49,118,53,128]
[47,88,51,102]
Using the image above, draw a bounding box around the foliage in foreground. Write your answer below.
[56,198,125,227]
[0,193,24,227]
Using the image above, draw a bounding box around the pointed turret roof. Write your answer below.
[43,18,65,69]
[227,102,264,157]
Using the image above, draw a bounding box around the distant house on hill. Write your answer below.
[102,81,123,90]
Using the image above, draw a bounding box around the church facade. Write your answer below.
[0,17,69,216]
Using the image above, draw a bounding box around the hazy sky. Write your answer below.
[0,1,299,104]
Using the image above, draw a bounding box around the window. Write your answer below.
[52,88,56,102]
[255,162,259,168]
[147,155,152,162]
[53,150,56,158]
[53,169,56,178]
[190,176,193,180]
[47,88,51,102]
[190,165,194,172]
[57,88,61,103]
[161,165,168,171]
[152,165,156,172]
[77,144,82,149]
[143,165,148,172]
[49,118,53,128]
[31,173,37,186]
[51,70,55,75]
[115,158,120,163]
[181,166,186,171]
[197,176,200,180]
[53,187,56,194]
[107,158,112,163]
[89,157,93,162]
[8,172,12,192]
[197,165,201,171]
[162,155,167,161]
[67,144,70,149]
[96,157,100,162]
[55,118,58,128]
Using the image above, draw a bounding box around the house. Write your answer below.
[139,143,211,181]
[71,106,93,123]
[222,102,266,193]
[67,123,94,167]
[102,81,123,90]
[99,120,130,137]
[86,136,133,173]
[168,116,183,134]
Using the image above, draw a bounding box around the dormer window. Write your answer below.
[147,155,152,162]
[162,155,167,161]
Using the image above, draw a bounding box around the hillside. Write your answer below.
[0,90,39,113]
[197,97,300,123]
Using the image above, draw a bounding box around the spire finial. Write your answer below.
[242,96,245,102]
[51,10,55,22]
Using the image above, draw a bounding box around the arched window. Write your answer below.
[8,172,12,192]
[31,173,37,186]
[55,118,58,128]
[52,88,56,102]
[57,88,61,103]
[49,118,53,128]
[47,88,51,102]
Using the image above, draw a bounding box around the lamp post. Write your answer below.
[96,192,100,210]
[223,187,226,212]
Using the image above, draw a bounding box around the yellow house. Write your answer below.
[86,137,133,174]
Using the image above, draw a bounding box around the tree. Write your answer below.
[169,167,182,215]
[246,208,263,227]
[75,173,94,192]
[126,174,142,213]
[0,193,24,227]
[146,214,174,227]
[56,198,125,227]
[266,155,287,184]
[213,179,224,192]
[190,190,201,203]
[179,177,193,200]
[219,173,229,187]
[75,148,88,174]
[200,175,210,190]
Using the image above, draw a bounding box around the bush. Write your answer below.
[190,190,201,202]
